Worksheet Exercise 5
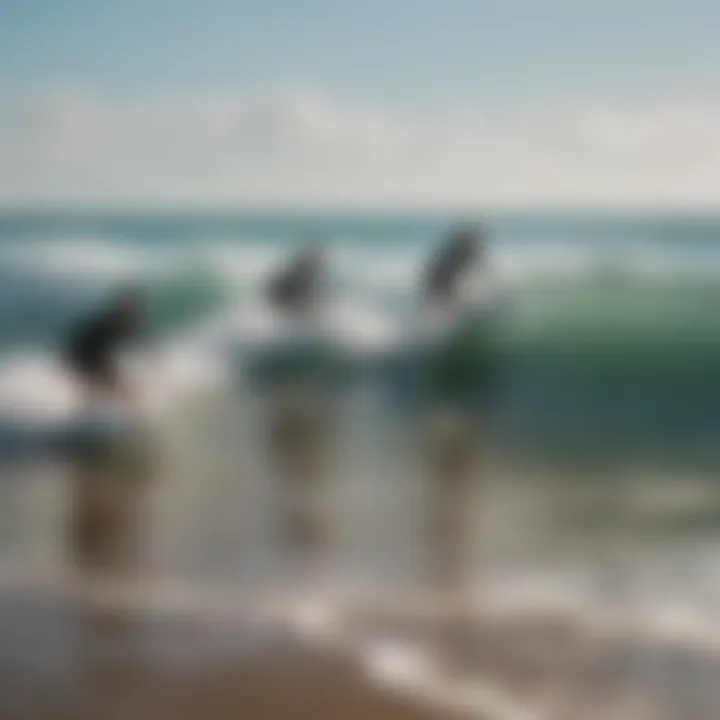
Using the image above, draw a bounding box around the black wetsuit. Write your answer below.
[64,311,136,382]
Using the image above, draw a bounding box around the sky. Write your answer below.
[1,0,719,207]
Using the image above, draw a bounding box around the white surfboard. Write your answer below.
[72,403,137,443]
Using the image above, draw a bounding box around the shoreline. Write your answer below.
[0,583,505,720]
[4,571,720,719]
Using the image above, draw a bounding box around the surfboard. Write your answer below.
[234,304,356,394]
[246,334,350,396]
[75,404,136,440]
[61,403,158,468]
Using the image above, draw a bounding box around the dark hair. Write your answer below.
[106,282,146,313]
[448,222,485,246]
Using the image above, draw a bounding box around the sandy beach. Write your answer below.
[0,586,485,720]
[5,572,720,720]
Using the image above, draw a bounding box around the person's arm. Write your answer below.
[120,319,156,411]
[469,274,512,337]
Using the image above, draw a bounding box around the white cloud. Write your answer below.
[0,90,719,207]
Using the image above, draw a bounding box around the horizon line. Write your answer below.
[1,202,720,218]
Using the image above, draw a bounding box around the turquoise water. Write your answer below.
[0,209,718,464]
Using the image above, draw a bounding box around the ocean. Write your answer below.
[0,209,718,464]
[1,209,720,717]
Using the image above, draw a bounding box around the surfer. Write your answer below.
[63,285,153,577]
[64,284,147,407]
[266,245,326,316]
[262,244,333,556]
[420,224,492,594]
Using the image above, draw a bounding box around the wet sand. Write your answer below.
[6,572,720,720]
[0,587,476,720]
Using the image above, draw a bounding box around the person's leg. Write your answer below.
[67,362,140,573]
[269,393,329,550]
[425,407,477,594]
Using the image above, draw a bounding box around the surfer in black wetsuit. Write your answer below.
[423,224,485,305]
[266,245,326,316]
[64,285,147,403]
